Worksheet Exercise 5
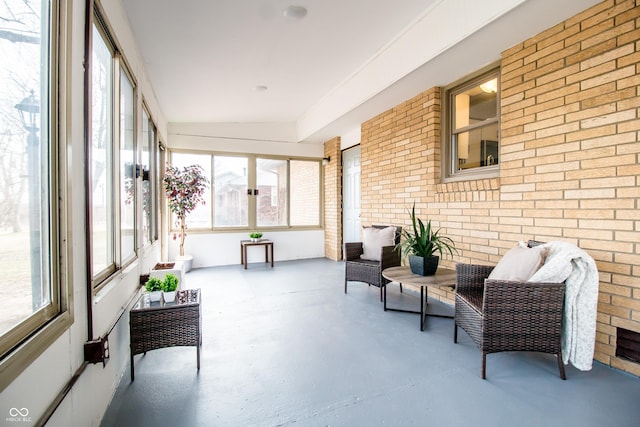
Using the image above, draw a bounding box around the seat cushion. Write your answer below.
[487,244,548,282]
[360,226,396,261]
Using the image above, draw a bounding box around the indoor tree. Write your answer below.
[163,164,209,257]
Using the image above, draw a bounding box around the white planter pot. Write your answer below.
[148,291,162,302]
[163,291,176,303]
[175,254,193,273]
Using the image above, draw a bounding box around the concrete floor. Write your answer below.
[101,258,640,427]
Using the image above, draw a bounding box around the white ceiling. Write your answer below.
[122,0,601,145]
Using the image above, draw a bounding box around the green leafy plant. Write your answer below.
[163,164,210,257]
[249,232,263,239]
[162,273,179,292]
[397,203,456,259]
[145,277,163,292]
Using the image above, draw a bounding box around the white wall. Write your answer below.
[0,0,167,425]
[168,230,325,268]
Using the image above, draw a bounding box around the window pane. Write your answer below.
[171,153,212,228]
[120,69,135,261]
[450,72,499,175]
[0,0,52,334]
[454,122,499,171]
[290,160,320,226]
[257,158,287,227]
[453,78,497,130]
[91,25,114,275]
[141,110,152,245]
[213,156,247,227]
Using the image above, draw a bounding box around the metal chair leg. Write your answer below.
[557,352,567,380]
[481,353,487,379]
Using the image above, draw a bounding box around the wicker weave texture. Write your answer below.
[130,289,202,356]
[454,260,566,378]
[344,226,402,300]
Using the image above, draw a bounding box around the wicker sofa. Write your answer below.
[453,241,566,379]
[344,225,402,301]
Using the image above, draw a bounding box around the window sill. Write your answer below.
[436,176,500,197]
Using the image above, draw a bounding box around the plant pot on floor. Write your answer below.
[175,254,193,273]
[409,254,439,276]
[150,262,185,288]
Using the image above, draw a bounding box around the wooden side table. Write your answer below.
[382,266,456,331]
[129,288,201,381]
[240,239,274,269]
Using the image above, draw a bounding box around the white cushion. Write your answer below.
[360,226,396,261]
[487,245,548,282]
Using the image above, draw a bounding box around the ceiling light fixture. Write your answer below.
[284,5,307,20]
[480,79,498,93]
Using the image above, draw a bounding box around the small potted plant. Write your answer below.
[397,203,456,276]
[145,277,163,302]
[161,273,179,303]
[249,232,263,242]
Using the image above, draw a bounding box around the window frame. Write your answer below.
[442,64,501,182]
[87,6,141,290]
[0,0,73,392]
[140,102,159,247]
[119,65,137,265]
[168,150,323,232]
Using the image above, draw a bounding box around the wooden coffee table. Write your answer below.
[382,266,456,331]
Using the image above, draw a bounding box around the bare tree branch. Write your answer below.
[0,28,39,44]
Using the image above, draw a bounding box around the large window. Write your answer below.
[257,158,287,227]
[444,68,500,180]
[171,152,212,228]
[141,106,158,246]
[0,0,67,385]
[169,153,321,230]
[89,11,142,286]
[213,155,246,227]
[90,22,114,276]
[120,69,135,262]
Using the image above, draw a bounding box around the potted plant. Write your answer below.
[397,203,456,276]
[163,164,209,272]
[161,273,179,303]
[145,277,163,302]
[249,231,263,242]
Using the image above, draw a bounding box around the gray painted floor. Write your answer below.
[101,258,640,427]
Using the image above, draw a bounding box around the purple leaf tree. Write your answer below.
[163,164,209,257]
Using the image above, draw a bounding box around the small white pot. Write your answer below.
[148,291,162,302]
[163,291,176,303]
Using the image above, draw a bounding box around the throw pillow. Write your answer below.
[487,245,548,282]
[360,226,396,261]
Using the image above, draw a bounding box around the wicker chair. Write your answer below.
[344,225,402,301]
[453,242,566,380]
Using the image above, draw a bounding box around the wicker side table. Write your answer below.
[129,288,202,381]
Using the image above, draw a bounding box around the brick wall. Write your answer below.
[324,137,342,260]
[349,0,640,375]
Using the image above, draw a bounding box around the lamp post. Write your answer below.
[15,90,42,311]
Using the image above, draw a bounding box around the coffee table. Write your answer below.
[129,288,202,381]
[382,266,456,331]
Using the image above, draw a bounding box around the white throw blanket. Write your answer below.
[527,241,599,371]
